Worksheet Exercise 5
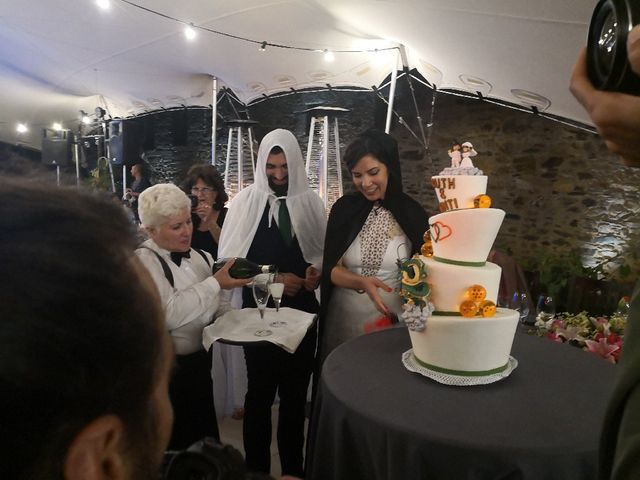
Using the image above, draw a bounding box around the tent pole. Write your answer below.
[122,165,128,202]
[400,45,429,154]
[211,76,218,166]
[384,48,400,134]
[74,132,80,188]
[103,120,116,193]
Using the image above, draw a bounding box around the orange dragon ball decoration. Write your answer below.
[473,194,492,208]
[479,300,497,317]
[460,300,479,318]
[459,285,497,318]
[465,284,487,301]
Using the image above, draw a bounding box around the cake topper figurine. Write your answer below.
[440,140,483,176]
[460,141,478,167]
[448,141,462,168]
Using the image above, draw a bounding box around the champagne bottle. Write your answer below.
[213,257,276,279]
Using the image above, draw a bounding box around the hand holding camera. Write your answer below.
[570,0,640,167]
[586,0,640,94]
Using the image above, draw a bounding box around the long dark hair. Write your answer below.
[0,179,165,479]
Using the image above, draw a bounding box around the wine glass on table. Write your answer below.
[268,274,286,327]
[508,291,531,324]
[518,293,531,324]
[252,273,273,337]
[535,295,556,326]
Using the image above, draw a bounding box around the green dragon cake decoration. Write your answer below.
[397,254,434,332]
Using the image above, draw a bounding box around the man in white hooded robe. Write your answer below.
[218,128,326,477]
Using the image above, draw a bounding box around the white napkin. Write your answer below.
[202,307,316,354]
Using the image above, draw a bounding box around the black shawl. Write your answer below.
[317,130,430,363]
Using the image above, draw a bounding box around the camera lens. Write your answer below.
[587,0,640,94]
[596,10,617,73]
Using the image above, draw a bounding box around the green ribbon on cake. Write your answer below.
[432,256,486,267]
[413,354,510,377]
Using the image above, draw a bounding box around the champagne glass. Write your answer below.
[535,295,556,325]
[506,291,531,324]
[252,273,272,337]
[518,292,531,324]
[268,280,286,327]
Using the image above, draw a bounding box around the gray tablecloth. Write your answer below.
[307,326,616,480]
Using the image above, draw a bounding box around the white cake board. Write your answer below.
[402,349,518,386]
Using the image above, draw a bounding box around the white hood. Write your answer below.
[218,128,326,270]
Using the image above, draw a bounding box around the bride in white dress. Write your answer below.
[319,130,429,363]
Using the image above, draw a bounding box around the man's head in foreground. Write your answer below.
[0,179,173,480]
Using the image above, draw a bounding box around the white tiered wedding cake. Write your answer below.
[400,143,519,385]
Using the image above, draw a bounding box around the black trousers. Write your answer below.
[242,327,316,477]
[168,348,220,450]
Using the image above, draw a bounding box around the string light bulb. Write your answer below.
[96,0,110,10]
[16,123,28,134]
[323,49,335,62]
[259,41,267,52]
[184,23,196,41]
[80,110,91,125]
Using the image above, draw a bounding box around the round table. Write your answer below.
[306,326,616,480]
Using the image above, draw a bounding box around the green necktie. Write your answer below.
[278,200,292,247]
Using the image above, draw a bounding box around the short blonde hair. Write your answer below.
[138,183,190,228]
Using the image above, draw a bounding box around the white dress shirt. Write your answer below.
[136,238,221,355]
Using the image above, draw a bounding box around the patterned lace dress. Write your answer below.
[322,205,411,361]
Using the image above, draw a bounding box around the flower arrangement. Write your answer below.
[535,310,627,364]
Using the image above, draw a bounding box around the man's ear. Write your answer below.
[64,415,127,480]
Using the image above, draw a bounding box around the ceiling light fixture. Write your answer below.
[96,0,110,10]
[16,123,28,134]
[324,50,335,62]
[459,74,493,97]
[52,122,63,131]
[510,89,551,111]
[184,23,196,41]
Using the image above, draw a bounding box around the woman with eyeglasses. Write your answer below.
[182,164,229,259]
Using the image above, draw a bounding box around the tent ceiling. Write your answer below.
[0,0,596,149]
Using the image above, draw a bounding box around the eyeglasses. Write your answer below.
[191,187,214,194]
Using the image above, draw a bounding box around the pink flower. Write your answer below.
[555,325,582,342]
[590,317,612,336]
[538,312,625,363]
[547,331,564,343]
[584,338,620,364]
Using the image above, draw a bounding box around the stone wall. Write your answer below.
[6,86,636,284]
[138,88,640,282]
[426,93,640,282]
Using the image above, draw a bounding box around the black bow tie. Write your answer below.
[170,250,190,266]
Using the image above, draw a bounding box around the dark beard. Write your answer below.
[268,178,288,196]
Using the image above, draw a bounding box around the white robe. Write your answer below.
[213,129,327,417]
[218,129,326,268]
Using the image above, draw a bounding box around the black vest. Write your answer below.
[241,205,319,314]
